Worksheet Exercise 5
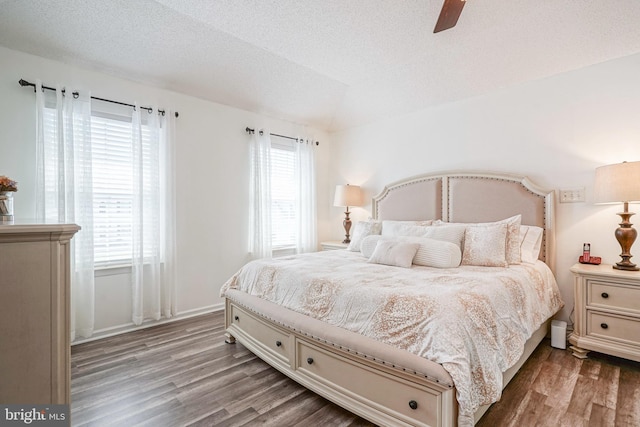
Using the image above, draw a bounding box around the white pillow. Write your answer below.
[434,215,522,264]
[461,223,509,267]
[347,220,382,252]
[421,224,466,249]
[380,220,433,237]
[362,235,461,268]
[367,240,420,268]
[361,235,384,258]
[520,225,543,264]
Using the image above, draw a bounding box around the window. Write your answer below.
[42,105,155,268]
[249,131,316,258]
[270,141,296,249]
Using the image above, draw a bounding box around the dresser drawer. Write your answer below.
[588,280,640,315]
[296,340,440,427]
[229,304,290,363]
[586,311,640,347]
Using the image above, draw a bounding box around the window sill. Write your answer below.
[273,246,296,257]
[95,265,131,277]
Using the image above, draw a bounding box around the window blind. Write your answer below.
[91,113,134,267]
[42,106,155,268]
[271,142,296,248]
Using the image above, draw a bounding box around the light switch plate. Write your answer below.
[559,188,585,203]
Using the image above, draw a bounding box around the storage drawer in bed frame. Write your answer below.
[224,300,456,427]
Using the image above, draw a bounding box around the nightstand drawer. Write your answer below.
[586,311,640,347]
[588,280,640,315]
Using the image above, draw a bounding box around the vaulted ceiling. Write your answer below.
[2,0,640,131]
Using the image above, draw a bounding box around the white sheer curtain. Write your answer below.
[35,80,95,341]
[248,130,272,259]
[131,106,177,325]
[295,137,317,253]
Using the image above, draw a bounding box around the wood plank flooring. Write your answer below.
[71,311,640,426]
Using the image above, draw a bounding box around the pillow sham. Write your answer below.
[367,240,420,268]
[434,215,522,264]
[361,235,462,268]
[421,223,466,249]
[519,225,543,264]
[380,220,434,237]
[461,222,509,267]
[347,220,382,252]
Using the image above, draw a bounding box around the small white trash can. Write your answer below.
[551,319,567,349]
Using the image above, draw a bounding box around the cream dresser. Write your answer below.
[569,263,640,362]
[0,222,79,404]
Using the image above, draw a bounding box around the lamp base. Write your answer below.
[342,209,352,245]
[613,208,639,271]
[613,262,639,271]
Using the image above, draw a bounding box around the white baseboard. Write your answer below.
[72,302,225,345]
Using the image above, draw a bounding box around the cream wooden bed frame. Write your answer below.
[224,171,556,427]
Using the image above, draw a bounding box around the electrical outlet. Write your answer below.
[559,188,585,203]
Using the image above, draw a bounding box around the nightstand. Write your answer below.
[320,241,349,251]
[569,263,640,362]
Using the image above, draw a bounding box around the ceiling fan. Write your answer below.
[433,0,466,33]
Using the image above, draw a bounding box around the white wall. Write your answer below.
[4,43,639,336]
[0,46,334,338]
[330,52,640,322]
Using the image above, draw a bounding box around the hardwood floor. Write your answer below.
[71,312,640,426]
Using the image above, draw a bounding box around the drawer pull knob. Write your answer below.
[601,292,609,299]
[234,315,239,321]
[601,323,608,329]
[276,340,282,347]
[307,357,314,365]
[409,400,418,410]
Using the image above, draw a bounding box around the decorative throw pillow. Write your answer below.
[381,220,434,237]
[434,215,522,264]
[361,235,385,258]
[461,223,509,267]
[422,224,466,249]
[347,220,382,251]
[367,240,420,268]
[519,225,543,264]
[411,237,462,268]
[498,215,522,264]
[361,235,462,268]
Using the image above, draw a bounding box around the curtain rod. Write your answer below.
[18,79,179,118]
[245,127,319,146]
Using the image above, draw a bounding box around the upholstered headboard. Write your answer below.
[372,171,555,272]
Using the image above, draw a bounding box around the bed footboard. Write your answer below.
[224,297,457,427]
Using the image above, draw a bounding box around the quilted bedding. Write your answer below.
[221,250,563,425]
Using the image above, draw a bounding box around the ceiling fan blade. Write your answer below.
[433,0,466,33]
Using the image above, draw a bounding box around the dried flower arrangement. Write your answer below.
[0,175,18,192]
[0,176,17,218]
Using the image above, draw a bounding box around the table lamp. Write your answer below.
[594,161,640,271]
[333,184,364,244]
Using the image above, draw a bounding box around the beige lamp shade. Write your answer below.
[594,161,640,204]
[333,184,364,207]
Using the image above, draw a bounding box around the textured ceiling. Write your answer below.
[1,0,640,131]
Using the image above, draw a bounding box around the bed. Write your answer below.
[221,171,563,427]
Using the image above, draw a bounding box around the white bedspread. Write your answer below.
[221,250,564,426]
